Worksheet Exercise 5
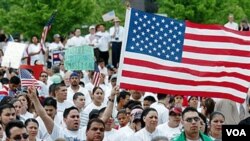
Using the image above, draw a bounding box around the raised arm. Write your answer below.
[27,86,54,134]
[100,85,119,123]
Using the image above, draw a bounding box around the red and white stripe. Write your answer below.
[118,11,250,103]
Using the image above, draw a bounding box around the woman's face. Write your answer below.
[18,95,28,109]
[143,110,158,130]
[13,101,22,116]
[174,96,183,106]
[210,114,225,135]
[92,88,104,104]
[26,121,38,138]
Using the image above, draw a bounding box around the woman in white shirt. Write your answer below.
[25,118,42,141]
[132,107,164,141]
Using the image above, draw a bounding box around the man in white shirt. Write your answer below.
[224,14,238,30]
[28,84,119,141]
[150,93,170,125]
[27,35,46,65]
[67,72,91,106]
[85,25,99,60]
[66,28,87,48]
[109,17,124,68]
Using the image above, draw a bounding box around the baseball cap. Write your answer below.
[169,106,182,115]
[89,109,99,120]
[89,25,95,30]
[110,74,117,81]
[53,34,60,38]
[70,72,79,78]
[130,108,143,122]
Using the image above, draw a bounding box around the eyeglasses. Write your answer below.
[13,133,29,141]
[185,116,200,123]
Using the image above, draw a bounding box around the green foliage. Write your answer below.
[157,0,250,25]
[0,0,126,41]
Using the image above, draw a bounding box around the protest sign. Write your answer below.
[64,46,95,70]
[2,42,26,68]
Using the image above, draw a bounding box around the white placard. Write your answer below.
[2,42,26,68]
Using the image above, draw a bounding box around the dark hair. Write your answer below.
[63,106,79,118]
[54,82,66,92]
[204,98,215,117]
[86,118,105,131]
[98,107,106,117]
[49,83,57,97]
[25,118,39,127]
[198,112,208,135]
[117,109,127,117]
[157,93,168,100]
[143,95,156,103]
[209,111,225,124]
[141,107,157,128]
[117,91,130,103]
[124,100,142,110]
[16,94,32,111]
[10,76,20,85]
[40,71,48,76]
[92,87,103,94]
[5,120,25,138]
[0,103,15,116]
[182,106,199,119]
[79,81,85,87]
[151,136,169,141]
[73,92,84,100]
[43,97,57,109]
[51,65,60,74]
[0,78,9,85]
[0,96,13,105]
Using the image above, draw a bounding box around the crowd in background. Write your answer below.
[0,13,249,141]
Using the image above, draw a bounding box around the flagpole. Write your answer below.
[117,8,131,87]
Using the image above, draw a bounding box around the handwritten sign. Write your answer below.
[2,42,26,68]
[64,46,95,70]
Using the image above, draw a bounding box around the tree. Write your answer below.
[156,0,250,25]
[0,0,126,41]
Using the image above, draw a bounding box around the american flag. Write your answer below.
[19,69,39,87]
[93,63,101,87]
[117,8,250,103]
[40,11,57,49]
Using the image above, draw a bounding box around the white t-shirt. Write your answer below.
[95,31,110,52]
[27,43,45,65]
[81,102,106,126]
[36,113,63,141]
[66,36,87,48]
[51,124,85,141]
[57,100,74,114]
[224,22,238,30]
[131,128,164,141]
[103,128,119,141]
[150,102,169,125]
[67,86,91,106]
[116,125,135,141]
[157,122,182,140]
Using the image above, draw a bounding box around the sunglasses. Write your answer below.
[13,133,29,140]
[185,116,200,123]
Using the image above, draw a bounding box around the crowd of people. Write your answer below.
[0,13,249,141]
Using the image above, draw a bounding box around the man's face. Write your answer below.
[44,106,57,119]
[9,83,19,91]
[39,73,48,83]
[70,76,80,87]
[56,86,67,101]
[7,127,28,141]
[0,108,16,126]
[73,95,85,109]
[75,29,81,37]
[64,109,80,131]
[181,111,200,136]
[86,122,105,141]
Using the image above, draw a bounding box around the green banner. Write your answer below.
[64,46,95,70]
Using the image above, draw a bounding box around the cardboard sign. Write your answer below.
[64,46,95,70]
[2,42,26,68]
